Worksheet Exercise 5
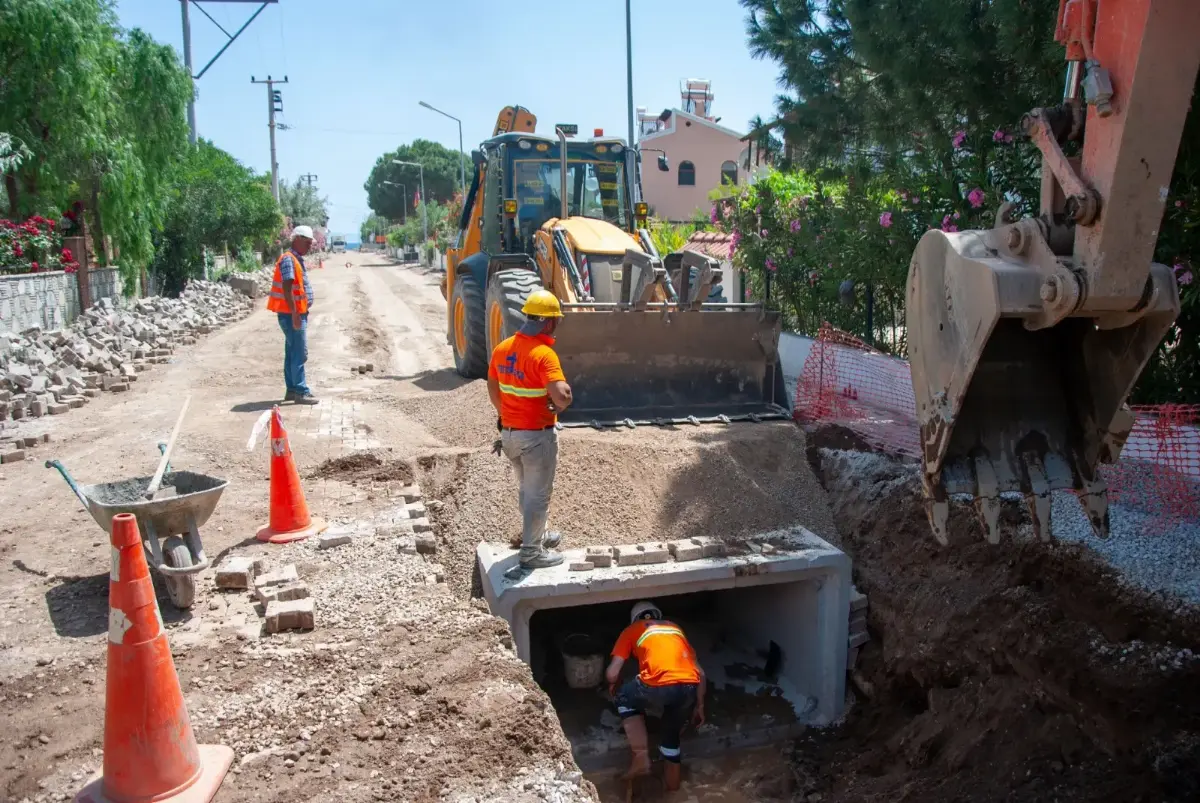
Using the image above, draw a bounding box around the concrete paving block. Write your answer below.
[21,436,38,448]
[256,581,311,605]
[614,542,669,566]
[849,612,868,635]
[405,501,427,519]
[215,555,265,590]
[760,543,778,555]
[396,484,421,503]
[426,562,445,583]
[410,517,433,534]
[568,561,594,572]
[265,597,315,633]
[109,383,130,392]
[849,587,868,612]
[82,388,100,398]
[40,433,50,443]
[584,546,613,568]
[414,533,437,555]
[692,536,727,558]
[317,529,353,550]
[254,563,299,592]
[1,448,26,464]
[397,537,418,555]
[65,397,86,409]
[667,539,703,562]
[28,400,46,416]
[848,631,869,649]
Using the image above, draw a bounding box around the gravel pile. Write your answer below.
[1049,491,1200,608]
[423,421,839,597]
[0,279,255,429]
[180,501,593,802]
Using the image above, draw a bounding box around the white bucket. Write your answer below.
[562,634,605,689]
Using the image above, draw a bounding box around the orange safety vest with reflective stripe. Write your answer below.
[267,250,309,314]
[487,332,566,430]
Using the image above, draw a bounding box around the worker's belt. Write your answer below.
[502,425,555,432]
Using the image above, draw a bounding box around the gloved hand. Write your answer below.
[496,417,503,433]
[492,438,503,456]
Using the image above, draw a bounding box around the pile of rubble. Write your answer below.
[0,280,256,440]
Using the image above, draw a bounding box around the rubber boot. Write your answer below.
[620,716,652,779]
[664,761,682,791]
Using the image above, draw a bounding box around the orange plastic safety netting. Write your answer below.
[793,323,1200,522]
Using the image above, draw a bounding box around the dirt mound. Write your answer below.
[311,452,414,484]
[415,421,839,598]
[805,441,1200,802]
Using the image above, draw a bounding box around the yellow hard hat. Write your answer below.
[521,289,563,318]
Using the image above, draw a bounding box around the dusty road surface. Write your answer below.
[0,251,592,803]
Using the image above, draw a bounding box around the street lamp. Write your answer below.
[625,0,635,150]
[381,181,408,223]
[418,100,466,194]
[391,160,427,243]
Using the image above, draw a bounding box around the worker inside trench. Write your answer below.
[528,584,825,794]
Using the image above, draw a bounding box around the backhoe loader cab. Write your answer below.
[444,108,789,428]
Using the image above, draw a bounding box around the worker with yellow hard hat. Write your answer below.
[487,289,573,569]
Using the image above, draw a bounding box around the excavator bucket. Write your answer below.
[907,228,1179,546]
[553,306,789,428]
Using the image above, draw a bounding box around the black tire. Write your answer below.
[485,269,544,355]
[450,275,487,378]
[162,536,196,609]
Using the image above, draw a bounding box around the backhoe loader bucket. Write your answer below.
[907,228,1179,546]
[553,306,790,428]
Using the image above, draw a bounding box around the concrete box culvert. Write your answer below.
[477,525,851,731]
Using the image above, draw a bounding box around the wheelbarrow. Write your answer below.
[46,450,228,610]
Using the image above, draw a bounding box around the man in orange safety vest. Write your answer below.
[267,225,318,404]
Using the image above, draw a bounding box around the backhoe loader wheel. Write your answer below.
[450,275,487,378]
[486,269,543,354]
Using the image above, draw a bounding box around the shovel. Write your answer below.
[145,395,191,500]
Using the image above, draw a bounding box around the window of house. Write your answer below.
[721,160,738,186]
[678,160,696,186]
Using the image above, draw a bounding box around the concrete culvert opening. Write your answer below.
[478,526,851,794]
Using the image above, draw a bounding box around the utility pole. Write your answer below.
[392,160,427,243]
[179,1,277,145]
[299,173,319,188]
[252,75,288,202]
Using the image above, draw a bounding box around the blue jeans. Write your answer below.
[614,677,698,762]
[277,313,310,395]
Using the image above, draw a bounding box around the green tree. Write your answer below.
[279,179,329,228]
[360,212,390,244]
[363,139,462,222]
[0,0,191,277]
[150,141,280,294]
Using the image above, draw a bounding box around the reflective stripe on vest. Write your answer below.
[266,250,308,314]
[498,381,547,398]
[635,625,686,648]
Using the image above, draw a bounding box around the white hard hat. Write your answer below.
[630,600,661,623]
[292,225,314,240]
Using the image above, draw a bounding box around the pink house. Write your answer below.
[637,80,747,223]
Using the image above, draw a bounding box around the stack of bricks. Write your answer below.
[214,555,316,633]
[386,483,446,586]
[847,586,869,670]
[563,536,730,572]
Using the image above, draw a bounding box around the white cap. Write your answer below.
[630,600,661,623]
[292,225,314,240]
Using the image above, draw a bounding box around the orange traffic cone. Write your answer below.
[256,405,327,543]
[75,513,232,803]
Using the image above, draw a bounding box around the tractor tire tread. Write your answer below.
[452,275,488,378]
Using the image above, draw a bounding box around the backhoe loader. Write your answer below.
[908,0,1200,545]
[442,106,788,427]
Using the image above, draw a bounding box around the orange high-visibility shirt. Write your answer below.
[488,332,565,430]
[267,250,309,314]
[611,619,702,687]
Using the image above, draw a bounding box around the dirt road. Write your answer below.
[0,252,591,802]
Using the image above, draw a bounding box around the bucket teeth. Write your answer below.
[972,455,1002,544]
[1021,455,1053,542]
[1079,477,1111,539]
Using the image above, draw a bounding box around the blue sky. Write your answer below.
[114,0,782,239]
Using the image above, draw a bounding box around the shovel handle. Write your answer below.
[146,395,191,499]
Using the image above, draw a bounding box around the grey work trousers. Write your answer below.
[500,428,558,556]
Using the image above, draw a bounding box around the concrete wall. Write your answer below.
[641,113,746,222]
[0,267,124,335]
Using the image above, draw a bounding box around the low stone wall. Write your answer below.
[0,268,124,335]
